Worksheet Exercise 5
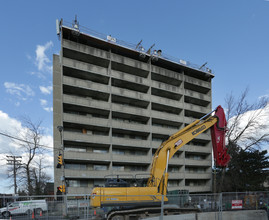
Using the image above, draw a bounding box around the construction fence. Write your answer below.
[0,191,269,219]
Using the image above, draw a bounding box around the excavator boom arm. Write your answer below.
[147,106,230,188]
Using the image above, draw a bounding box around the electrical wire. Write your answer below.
[0,131,62,151]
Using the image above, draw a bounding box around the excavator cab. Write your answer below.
[104,175,131,187]
[105,178,130,187]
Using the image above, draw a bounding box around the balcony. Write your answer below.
[62,39,109,61]
[111,170,149,176]
[167,172,185,179]
[112,154,151,164]
[111,53,149,77]
[185,89,211,102]
[63,76,110,94]
[152,81,182,94]
[112,137,149,149]
[151,110,181,122]
[111,87,150,102]
[63,94,110,112]
[151,65,183,84]
[64,131,110,145]
[184,103,210,114]
[185,173,211,179]
[184,144,212,154]
[65,169,111,178]
[111,120,149,133]
[184,75,211,90]
[65,151,110,162]
[63,113,108,128]
[112,103,150,118]
[62,57,108,77]
[151,140,163,149]
[151,126,179,136]
[67,187,92,194]
[111,69,150,89]
[151,95,183,110]
[185,159,211,167]
[169,158,185,166]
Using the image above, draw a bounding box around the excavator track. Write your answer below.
[107,206,199,220]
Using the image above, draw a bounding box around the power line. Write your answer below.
[0,131,60,151]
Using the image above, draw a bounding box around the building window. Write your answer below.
[65,163,86,170]
[185,167,206,173]
[168,180,179,187]
[80,180,88,187]
[112,149,125,155]
[185,180,207,186]
[168,167,179,172]
[94,165,108,171]
[93,148,108,153]
[172,153,181,158]
[69,180,80,187]
[112,133,125,138]
[68,180,88,187]
[65,147,87,152]
[185,154,206,160]
[130,150,147,156]
[113,165,124,171]
[130,166,147,171]
[93,180,104,187]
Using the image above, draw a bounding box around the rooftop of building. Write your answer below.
[58,19,214,80]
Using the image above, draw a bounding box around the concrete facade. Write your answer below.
[53,25,214,194]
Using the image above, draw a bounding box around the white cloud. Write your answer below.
[35,41,53,73]
[4,82,35,101]
[29,71,46,80]
[40,85,53,95]
[259,94,269,100]
[40,99,48,106]
[228,103,269,150]
[39,99,53,112]
[44,107,53,112]
[0,110,53,193]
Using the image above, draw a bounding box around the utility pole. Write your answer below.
[6,155,22,194]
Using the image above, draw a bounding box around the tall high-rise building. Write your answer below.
[53,22,214,194]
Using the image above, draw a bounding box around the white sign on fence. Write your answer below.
[232,200,242,209]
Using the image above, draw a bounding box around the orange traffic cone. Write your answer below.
[32,211,35,219]
[9,216,12,220]
[94,209,96,215]
[40,210,42,217]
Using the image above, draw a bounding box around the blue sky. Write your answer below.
[0,0,268,193]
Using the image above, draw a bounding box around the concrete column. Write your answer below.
[108,49,113,173]
[147,58,153,165]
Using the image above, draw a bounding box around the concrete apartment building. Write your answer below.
[53,22,214,194]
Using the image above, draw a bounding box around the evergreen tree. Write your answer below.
[218,145,269,192]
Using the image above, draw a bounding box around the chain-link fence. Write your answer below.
[0,191,268,219]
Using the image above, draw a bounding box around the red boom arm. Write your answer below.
[211,106,230,167]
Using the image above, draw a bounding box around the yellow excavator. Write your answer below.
[90,106,230,218]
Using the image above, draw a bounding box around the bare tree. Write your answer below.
[225,88,269,151]
[32,157,51,195]
[216,88,269,192]
[15,116,44,195]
